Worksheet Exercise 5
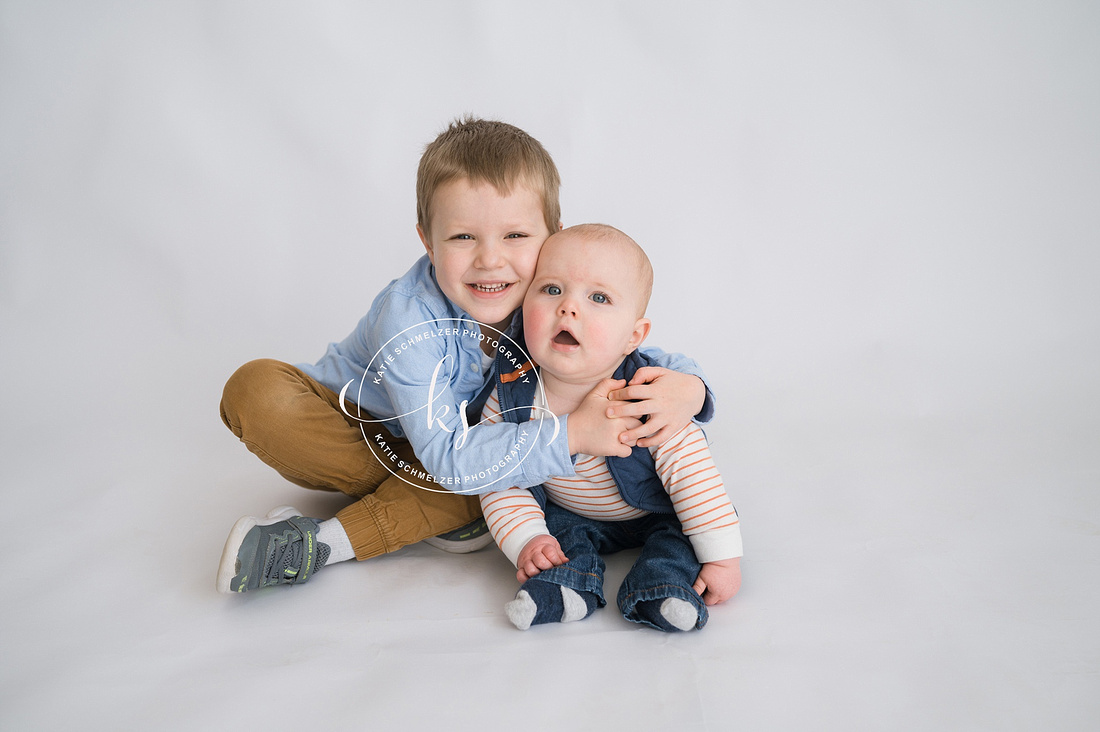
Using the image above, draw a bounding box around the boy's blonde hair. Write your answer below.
[417,117,561,235]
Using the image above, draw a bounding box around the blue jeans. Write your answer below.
[531,502,708,630]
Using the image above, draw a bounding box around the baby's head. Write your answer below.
[523,224,653,384]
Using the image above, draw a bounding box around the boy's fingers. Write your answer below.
[607,384,649,402]
[635,427,671,448]
[619,422,658,443]
[610,441,633,457]
[590,378,627,400]
[606,401,649,419]
[628,366,661,385]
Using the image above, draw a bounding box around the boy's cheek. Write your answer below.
[513,281,534,301]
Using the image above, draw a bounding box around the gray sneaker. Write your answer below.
[216,506,330,593]
[422,517,494,554]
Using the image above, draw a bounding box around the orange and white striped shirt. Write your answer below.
[478,387,742,566]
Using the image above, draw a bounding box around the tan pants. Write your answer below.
[219,359,482,559]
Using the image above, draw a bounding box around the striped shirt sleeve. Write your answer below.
[477,390,549,565]
[652,423,743,562]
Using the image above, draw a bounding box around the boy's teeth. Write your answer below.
[472,283,508,292]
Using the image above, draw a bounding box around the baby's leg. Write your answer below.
[505,580,599,630]
[503,504,609,630]
[618,515,709,632]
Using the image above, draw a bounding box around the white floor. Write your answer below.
[2,3,1098,730]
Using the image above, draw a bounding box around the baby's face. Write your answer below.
[522,231,650,384]
[419,177,551,336]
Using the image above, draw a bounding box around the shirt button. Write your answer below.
[470,363,479,373]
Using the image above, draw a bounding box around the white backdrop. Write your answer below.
[2,2,1098,730]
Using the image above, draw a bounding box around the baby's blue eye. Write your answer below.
[591,293,608,304]
[546,285,561,296]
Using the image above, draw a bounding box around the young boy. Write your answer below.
[479,224,742,631]
[216,118,715,593]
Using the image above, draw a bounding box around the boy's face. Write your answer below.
[523,231,651,385]
[418,177,551,335]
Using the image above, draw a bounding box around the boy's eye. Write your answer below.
[545,285,561,296]
[505,233,527,239]
[591,292,609,304]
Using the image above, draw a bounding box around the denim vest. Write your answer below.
[494,345,675,515]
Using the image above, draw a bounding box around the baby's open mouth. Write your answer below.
[552,330,579,346]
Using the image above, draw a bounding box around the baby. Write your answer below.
[479,224,743,631]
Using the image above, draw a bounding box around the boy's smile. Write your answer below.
[419,177,551,340]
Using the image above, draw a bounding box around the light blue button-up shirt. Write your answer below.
[300,255,711,495]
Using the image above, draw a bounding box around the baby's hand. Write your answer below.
[516,535,568,583]
[606,367,706,448]
[568,378,642,458]
[692,557,741,606]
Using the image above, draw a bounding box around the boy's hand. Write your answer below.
[516,535,568,583]
[692,557,741,606]
[568,378,642,458]
[606,367,706,447]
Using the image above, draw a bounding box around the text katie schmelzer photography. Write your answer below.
[338,319,559,493]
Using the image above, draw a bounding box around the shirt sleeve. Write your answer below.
[480,488,549,566]
[652,423,742,562]
[477,391,550,565]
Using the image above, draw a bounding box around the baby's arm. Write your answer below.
[480,497,567,582]
[480,488,565,582]
[652,423,744,605]
[477,391,570,580]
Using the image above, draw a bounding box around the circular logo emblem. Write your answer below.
[338,318,558,494]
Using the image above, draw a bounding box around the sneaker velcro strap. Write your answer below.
[288,516,319,584]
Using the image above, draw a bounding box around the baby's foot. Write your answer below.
[634,597,700,632]
[505,579,598,630]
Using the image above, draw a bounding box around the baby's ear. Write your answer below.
[625,318,652,353]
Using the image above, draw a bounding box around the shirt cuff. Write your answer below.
[688,524,743,563]
[501,521,551,567]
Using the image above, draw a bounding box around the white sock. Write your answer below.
[317,518,355,564]
[505,590,537,630]
[660,597,699,631]
[560,587,588,622]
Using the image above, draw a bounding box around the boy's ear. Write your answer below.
[625,318,652,354]
[417,224,434,264]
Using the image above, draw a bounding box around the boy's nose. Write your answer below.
[558,300,578,316]
[474,241,503,268]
